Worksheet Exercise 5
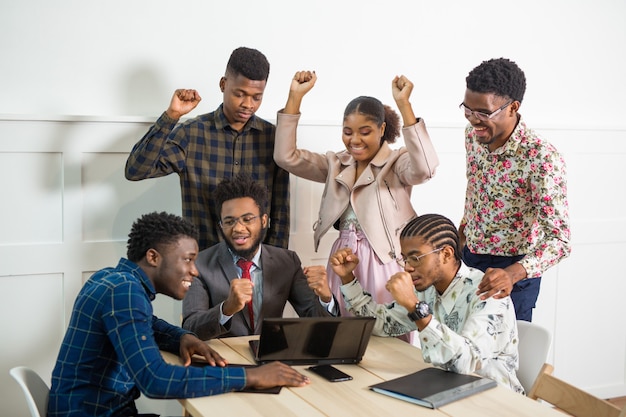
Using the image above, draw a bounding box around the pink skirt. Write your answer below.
[327,227,416,344]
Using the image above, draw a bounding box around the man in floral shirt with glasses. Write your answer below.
[458,58,571,322]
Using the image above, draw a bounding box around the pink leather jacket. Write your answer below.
[274,112,439,264]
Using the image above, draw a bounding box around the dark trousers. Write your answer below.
[116,402,161,417]
[462,246,541,322]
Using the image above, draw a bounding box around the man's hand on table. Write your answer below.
[179,334,228,367]
[246,361,310,389]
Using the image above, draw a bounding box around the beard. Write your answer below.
[219,226,268,260]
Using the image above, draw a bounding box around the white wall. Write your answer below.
[1,1,625,416]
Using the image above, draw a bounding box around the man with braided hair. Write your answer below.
[330,213,523,393]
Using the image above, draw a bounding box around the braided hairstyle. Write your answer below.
[466,58,526,103]
[343,96,401,145]
[126,212,198,262]
[400,214,461,262]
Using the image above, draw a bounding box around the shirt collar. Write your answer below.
[119,257,157,300]
[481,116,527,156]
[228,245,263,269]
[436,262,472,311]
[214,104,262,133]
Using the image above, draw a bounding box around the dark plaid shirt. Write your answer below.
[48,258,246,417]
[125,105,290,250]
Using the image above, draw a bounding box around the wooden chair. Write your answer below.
[528,363,626,417]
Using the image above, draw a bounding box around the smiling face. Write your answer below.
[342,112,385,165]
[150,236,199,300]
[219,72,266,132]
[219,197,268,259]
[462,89,520,151]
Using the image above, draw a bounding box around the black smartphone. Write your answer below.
[307,364,353,382]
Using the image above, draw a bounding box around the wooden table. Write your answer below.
[162,335,564,417]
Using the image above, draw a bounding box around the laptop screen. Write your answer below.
[251,316,376,365]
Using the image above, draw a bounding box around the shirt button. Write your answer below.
[234,161,239,165]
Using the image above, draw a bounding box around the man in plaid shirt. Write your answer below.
[48,212,308,417]
[126,47,290,251]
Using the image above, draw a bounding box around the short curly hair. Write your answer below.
[466,58,526,103]
[343,96,401,144]
[213,173,269,218]
[126,212,198,262]
[225,47,270,81]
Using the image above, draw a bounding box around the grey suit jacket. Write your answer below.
[182,242,334,340]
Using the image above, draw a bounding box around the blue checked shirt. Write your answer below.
[48,258,247,417]
[125,105,290,250]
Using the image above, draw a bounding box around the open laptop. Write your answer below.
[249,316,376,365]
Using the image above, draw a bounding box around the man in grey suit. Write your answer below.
[183,173,337,340]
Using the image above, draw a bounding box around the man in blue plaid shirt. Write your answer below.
[48,212,309,417]
[125,47,290,251]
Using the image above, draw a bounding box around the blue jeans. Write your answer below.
[462,246,541,322]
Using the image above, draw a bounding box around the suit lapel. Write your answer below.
[257,244,274,325]
[216,243,239,284]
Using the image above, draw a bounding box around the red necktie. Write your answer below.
[236,258,255,331]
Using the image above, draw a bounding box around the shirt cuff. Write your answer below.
[417,315,439,340]
[518,257,540,279]
[219,366,247,392]
[320,296,337,315]
[339,278,361,301]
[219,302,233,325]
[157,111,180,127]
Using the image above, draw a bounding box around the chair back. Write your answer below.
[9,366,49,417]
[516,319,552,393]
[529,363,626,417]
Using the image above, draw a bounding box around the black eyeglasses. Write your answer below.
[219,215,260,229]
[396,248,443,268]
[459,100,512,122]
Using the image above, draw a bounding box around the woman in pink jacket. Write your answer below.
[274,71,439,342]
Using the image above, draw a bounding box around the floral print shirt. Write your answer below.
[460,117,571,278]
[341,263,524,393]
